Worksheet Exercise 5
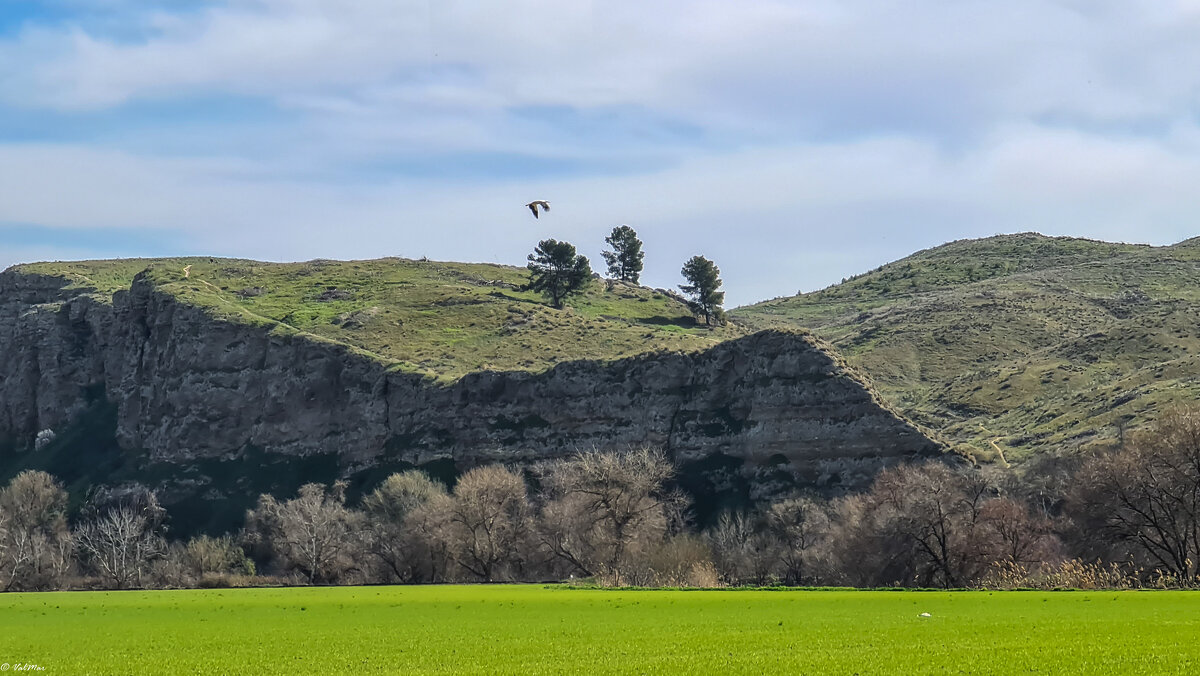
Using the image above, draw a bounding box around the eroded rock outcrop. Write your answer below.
[0,267,945,529]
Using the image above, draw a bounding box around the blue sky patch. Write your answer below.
[0,95,286,149]
[0,223,189,257]
[0,1,221,40]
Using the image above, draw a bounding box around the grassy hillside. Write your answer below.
[734,233,1200,461]
[15,257,744,381]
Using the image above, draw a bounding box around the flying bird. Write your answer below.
[525,200,550,219]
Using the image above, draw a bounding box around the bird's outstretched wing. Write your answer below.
[526,200,550,218]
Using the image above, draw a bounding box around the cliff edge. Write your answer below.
[0,259,944,531]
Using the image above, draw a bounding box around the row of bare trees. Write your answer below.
[7,407,1200,590]
[238,447,697,586]
[703,406,1200,589]
[1069,407,1200,582]
[707,463,1061,588]
[0,476,178,591]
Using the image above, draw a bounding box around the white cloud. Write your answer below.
[6,0,1200,163]
[4,123,1200,305]
[4,0,1195,128]
[4,2,1200,305]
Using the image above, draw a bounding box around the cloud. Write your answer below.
[4,1,1200,306]
[5,123,1200,305]
[3,2,1196,127]
[8,1,1200,160]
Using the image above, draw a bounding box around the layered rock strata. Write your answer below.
[0,268,943,487]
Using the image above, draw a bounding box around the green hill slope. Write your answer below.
[733,233,1200,461]
[16,257,744,381]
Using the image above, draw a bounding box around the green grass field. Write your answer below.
[1,586,1196,674]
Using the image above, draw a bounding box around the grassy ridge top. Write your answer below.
[733,233,1200,461]
[746,233,1151,326]
[14,257,744,380]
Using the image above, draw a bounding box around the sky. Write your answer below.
[3,2,1200,306]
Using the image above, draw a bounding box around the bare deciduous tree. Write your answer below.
[765,497,830,585]
[1070,407,1200,580]
[827,463,995,588]
[439,465,532,581]
[977,497,1061,567]
[536,447,679,577]
[0,471,72,591]
[362,471,448,582]
[244,482,364,584]
[404,494,455,583]
[74,493,167,590]
[708,511,776,585]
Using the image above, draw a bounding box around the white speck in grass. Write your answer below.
[919,612,932,618]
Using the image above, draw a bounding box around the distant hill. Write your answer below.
[733,233,1200,462]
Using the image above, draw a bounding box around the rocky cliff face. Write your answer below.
[0,268,944,530]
